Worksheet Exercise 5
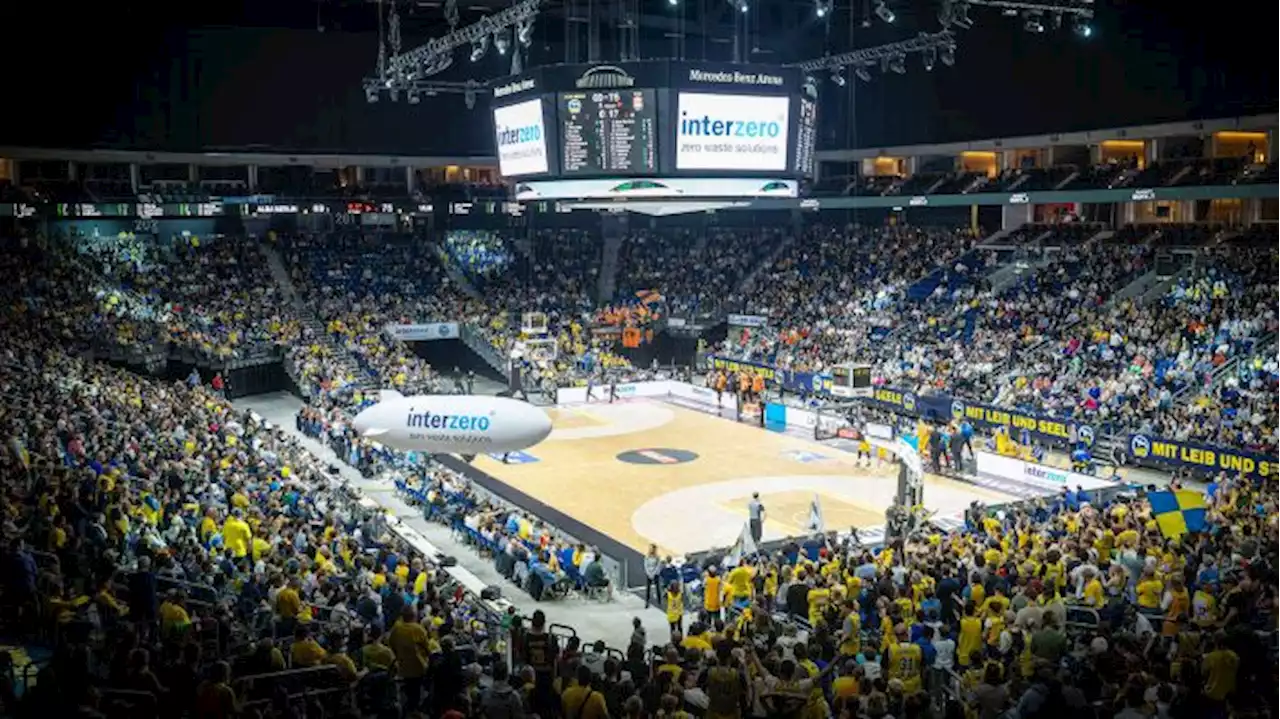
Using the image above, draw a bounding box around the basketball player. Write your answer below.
[609,376,619,403]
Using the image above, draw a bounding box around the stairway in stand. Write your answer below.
[259,241,369,389]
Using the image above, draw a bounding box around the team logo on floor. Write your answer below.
[782,449,829,464]
[616,448,699,465]
[488,451,539,464]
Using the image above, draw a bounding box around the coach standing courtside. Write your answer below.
[748,493,765,545]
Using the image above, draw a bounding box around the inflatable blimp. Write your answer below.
[352,390,553,454]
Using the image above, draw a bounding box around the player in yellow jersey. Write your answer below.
[1135,568,1163,610]
[807,579,832,627]
[885,625,923,693]
[838,600,862,657]
[703,567,724,622]
[666,582,685,634]
[956,601,983,667]
[1162,575,1190,637]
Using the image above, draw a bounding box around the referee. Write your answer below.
[747,492,765,545]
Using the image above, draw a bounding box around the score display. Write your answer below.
[559,90,657,175]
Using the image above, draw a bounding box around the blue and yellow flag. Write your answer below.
[1148,489,1208,538]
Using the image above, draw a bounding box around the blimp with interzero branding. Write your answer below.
[351,390,553,455]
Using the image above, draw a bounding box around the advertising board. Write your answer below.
[493,98,550,176]
[675,93,790,171]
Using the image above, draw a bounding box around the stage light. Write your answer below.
[739,1,749,13]
[517,17,535,45]
[815,0,832,18]
[922,47,936,71]
[469,35,489,62]
[365,88,379,103]
[494,30,510,55]
[874,2,895,23]
[940,44,955,66]
[408,89,421,104]
[854,65,872,82]
[1074,17,1092,37]
[830,68,845,85]
[1024,11,1044,32]
[952,2,972,28]
[888,53,906,74]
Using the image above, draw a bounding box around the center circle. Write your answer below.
[616,448,699,465]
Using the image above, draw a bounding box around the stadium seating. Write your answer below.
[2,211,1277,719]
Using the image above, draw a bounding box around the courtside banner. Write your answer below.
[727,314,768,328]
[865,387,1099,448]
[386,323,460,341]
[707,355,833,395]
[1127,434,1277,481]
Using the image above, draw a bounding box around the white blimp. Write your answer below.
[351,390,553,455]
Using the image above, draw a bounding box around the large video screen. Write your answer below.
[493,98,549,177]
[559,90,657,175]
[675,93,790,171]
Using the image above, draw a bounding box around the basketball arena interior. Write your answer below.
[0,0,1276,716]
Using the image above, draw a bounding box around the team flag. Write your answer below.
[1148,489,1208,538]
[726,521,760,566]
[806,494,825,534]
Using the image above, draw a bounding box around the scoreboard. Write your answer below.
[559,90,657,175]
[489,60,819,185]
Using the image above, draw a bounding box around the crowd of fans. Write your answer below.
[990,247,1278,455]
[1,210,1278,719]
[613,227,785,318]
[61,232,302,363]
[1,239,508,718]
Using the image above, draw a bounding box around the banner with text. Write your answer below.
[1127,434,1277,481]
[386,323,460,342]
[726,314,768,328]
[864,387,1099,448]
[708,355,833,395]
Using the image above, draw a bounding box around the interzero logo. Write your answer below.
[678,112,783,138]
[496,124,543,145]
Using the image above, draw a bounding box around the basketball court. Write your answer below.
[470,396,1014,557]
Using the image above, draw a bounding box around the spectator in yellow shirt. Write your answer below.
[388,606,433,713]
[290,624,328,667]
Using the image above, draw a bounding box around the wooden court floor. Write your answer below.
[473,398,1012,556]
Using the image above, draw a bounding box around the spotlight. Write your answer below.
[668,0,678,5]
[389,89,399,102]
[874,2,894,23]
[1024,12,1044,32]
[830,68,845,86]
[923,47,936,71]
[816,3,826,17]
[1074,17,1093,37]
[494,30,510,55]
[815,0,832,17]
[408,89,421,105]
[365,88,379,104]
[517,18,535,45]
[854,65,872,82]
[738,1,749,13]
[940,44,955,66]
[469,35,489,62]
[889,53,906,74]
[951,2,972,29]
